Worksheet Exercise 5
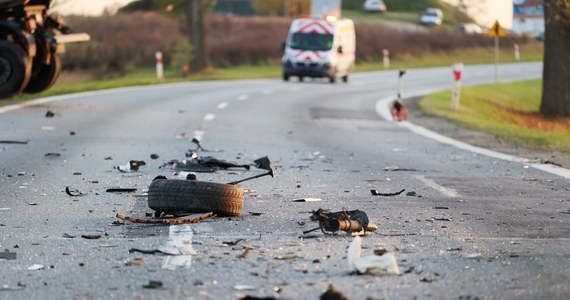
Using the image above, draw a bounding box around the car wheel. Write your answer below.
[24,54,61,94]
[0,41,32,98]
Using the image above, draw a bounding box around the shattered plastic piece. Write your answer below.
[125,257,144,266]
[143,280,163,289]
[0,252,16,260]
[150,154,159,159]
[371,189,405,196]
[234,285,256,291]
[106,188,137,193]
[117,160,146,173]
[383,166,417,172]
[248,212,263,216]
[293,198,322,202]
[62,233,75,239]
[27,264,44,271]
[65,186,86,197]
[0,140,29,144]
[320,284,350,300]
[44,153,61,158]
[81,235,101,240]
[465,253,482,259]
[348,236,400,276]
[45,110,56,118]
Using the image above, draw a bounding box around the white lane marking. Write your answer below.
[203,113,216,121]
[217,102,229,109]
[414,175,460,198]
[161,224,196,270]
[375,94,570,179]
[237,95,249,101]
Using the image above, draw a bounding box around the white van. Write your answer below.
[282,17,355,83]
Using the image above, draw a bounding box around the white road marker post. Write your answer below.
[383,49,390,69]
[514,43,520,61]
[397,69,406,100]
[451,63,463,111]
[155,51,164,80]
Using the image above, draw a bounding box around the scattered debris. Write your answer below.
[0,140,28,144]
[0,252,16,260]
[125,257,144,266]
[227,156,274,185]
[406,191,420,197]
[81,235,101,240]
[62,233,76,239]
[239,296,277,300]
[234,284,256,291]
[45,110,57,118]
[320,284,350,300]
[129,248,170,255]
[434,207,449,210]
[303,208,376,236]
[116,212,215,225]
[432,217,453,222]
[221,239,244,246]
[27,202,37,206]
[65,186,86,197]
[44,153,61,158]
[293,198,322,202]
[383,166,416,172]
[142,280,163,289]
[106,188,137,193]
[465,253,482,259]
[371,189,405,196]
[150,154,159,160]
[248,212,263,216]
[348,236,400,276]
[27,264,44,271]
[69,131,76,136]
[117,160,146,173]
[0,283,25,291]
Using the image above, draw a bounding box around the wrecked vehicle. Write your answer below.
[0,0,89,98]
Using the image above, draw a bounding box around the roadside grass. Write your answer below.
[419,79,570,152]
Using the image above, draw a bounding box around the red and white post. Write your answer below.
[451,63,463,111]
[383,49,390,69]
[155,51,164,80]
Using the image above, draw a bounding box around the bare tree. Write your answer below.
[540,0,570,118]
[186,0,209,72]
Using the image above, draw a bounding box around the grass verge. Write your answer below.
[419,79,570,152]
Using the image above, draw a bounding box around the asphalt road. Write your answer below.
[1,62,569,300]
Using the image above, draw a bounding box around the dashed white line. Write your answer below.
[217,102,229,109]
[161,224,196,270]
[414,175,460,198]
[237,95,249,101]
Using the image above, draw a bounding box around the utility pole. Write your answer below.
[187,0,209,72]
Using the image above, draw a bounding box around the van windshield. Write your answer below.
[290,33,334,51]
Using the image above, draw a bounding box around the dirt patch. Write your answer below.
[405,97,570,169]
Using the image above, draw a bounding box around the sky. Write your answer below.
[51,0,516,29]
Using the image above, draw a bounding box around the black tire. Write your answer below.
[24,54,61,94]
[283,73,289,81]
[342,75,348,83]
[329,76,336,83]
[148,179,244,216]
[299,76,304,82]
[0,41,32,98]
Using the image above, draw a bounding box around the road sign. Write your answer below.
[488,20,506,38]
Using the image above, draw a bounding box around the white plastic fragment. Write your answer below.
[292,198,322,202]
[348,236,400,276]
[27,264,44,271]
